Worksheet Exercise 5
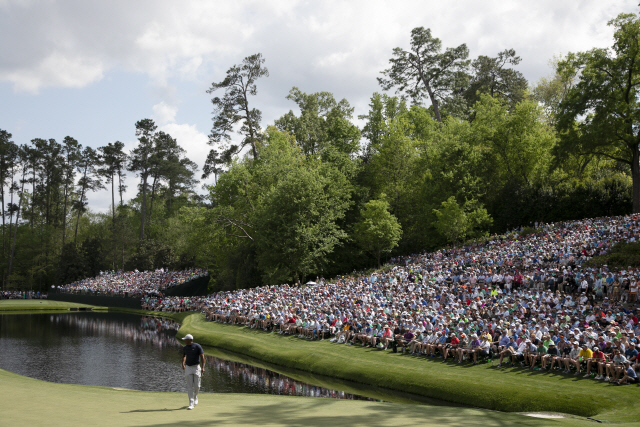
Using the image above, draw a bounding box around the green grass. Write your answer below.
[2,303,638,424]
[176,313,640,423]
[0,368,584,427]
[0,299,106,311]
[586,241,640,268]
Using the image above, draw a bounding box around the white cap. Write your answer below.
[182,334,194,340]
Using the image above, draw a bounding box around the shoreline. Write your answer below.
[2,301,639,425]
[169,310,639,421]
[0,368,570,427]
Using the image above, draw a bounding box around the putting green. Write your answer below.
[0,369,575,427]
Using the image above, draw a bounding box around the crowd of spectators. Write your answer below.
[0,290,45,300]
[147,215,639,385]
[56,268,207,298]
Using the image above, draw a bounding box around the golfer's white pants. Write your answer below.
[185,364,201,404]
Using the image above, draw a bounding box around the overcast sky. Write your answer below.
[1,0,638,212]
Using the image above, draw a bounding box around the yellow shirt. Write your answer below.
[578,348,593,359]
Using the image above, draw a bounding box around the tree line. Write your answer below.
[1,12,639,292]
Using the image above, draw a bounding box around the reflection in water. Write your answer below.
[0,313,376,401]
[207,356,371,400]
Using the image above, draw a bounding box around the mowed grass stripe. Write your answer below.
[0,299,105,311]
[176,312,640,421]
[0,368,581,427]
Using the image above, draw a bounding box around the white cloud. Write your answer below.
[1,52,104,93]
[5,0,640,213]
[161,122,210,180]
[2,0,637,97]
[152,101,178,125]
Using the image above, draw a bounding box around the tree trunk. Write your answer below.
[140,174,147,241]
[243,91,258,159]
[633,143,640,213]
[62,179,69,246]
[30,169,36,229]
[74,165,88,242]
[111,174,116,224]
[5,176,13,291]
[1,171,5,267]
[118,170,124,207]
[148,174,158,227]
[111,172,116,269]
[8,173,26,281]
[425,83,443,128]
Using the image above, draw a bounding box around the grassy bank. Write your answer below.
[0,299,105,311]
[176,313,640,423]
[585,241,640,268]
[0,368,578,427]
[3,303,638,423]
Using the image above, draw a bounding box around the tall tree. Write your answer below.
[202,148,224,184]
[98,141,127,224]
[358,93,407,154]
[60,136,81,246]
[274,87,360,156]
[129,119,157,240]
[556,13,640,212]
[73,146,104,241]
[532,56,577,125]
[464,49,528,111]
[147,131,173,224]
[353,198,402,267]
[165,155,198,215]
[205,53,269,169]
[24,142,42,229]
[144,131,198,221]
[0,130,18,288]
[7,145,29,284]
[378,27,470,127]
[98,141,127,269]
[33,138,63,228]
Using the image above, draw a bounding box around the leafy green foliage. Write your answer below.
[586,241,640,269]
[433,196,492,245]
[353,198,402,267]
[206,53,269,163]
[379,27,470,125]
[556,13,640,212]
[4,23,640,293]
[463,49,528,112]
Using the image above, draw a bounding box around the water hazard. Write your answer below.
[0,312,376,400]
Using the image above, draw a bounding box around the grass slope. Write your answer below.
[2,303,637,424]
[0,368,572,427]
[0,299,105,311]
[177,313,640,423]
[586,241,640,269]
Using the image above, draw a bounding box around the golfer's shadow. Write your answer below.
[122,406,188,413]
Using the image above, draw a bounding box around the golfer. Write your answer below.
[181,334,205,410]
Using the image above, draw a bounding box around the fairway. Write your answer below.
[0,299,104,311]
[0,369,574,427]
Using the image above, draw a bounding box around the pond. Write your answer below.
[0,312,382,400]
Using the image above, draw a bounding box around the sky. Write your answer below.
[1,0,638,212]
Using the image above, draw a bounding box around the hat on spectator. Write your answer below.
[182,334,194,340]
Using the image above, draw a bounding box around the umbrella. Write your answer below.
[306,281,317,285]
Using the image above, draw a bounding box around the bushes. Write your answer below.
[586,242,640,269]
